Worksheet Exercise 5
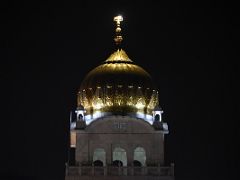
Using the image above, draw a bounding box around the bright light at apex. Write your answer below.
[114,15,123,23]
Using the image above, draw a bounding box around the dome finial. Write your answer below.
[113,15,123,48]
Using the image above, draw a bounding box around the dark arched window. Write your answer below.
[78,114,83,120]
[133,160,142,167]
[93,160,103,166]
[154,114,160,121]
[93,148,106,166]
[134,147,146,166]
[112,147,127,167]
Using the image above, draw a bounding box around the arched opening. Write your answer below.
[133,160,142,167]
[93,148,106,166]
[134,147,146,166]
[93,160,103,166]
[112,147,127,167]
[78,114,83,120]
[154,114,160,121]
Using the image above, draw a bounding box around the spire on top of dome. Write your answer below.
[105,15,132,63]
[113,15,123,48]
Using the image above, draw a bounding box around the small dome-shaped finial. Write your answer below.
[113,15,123,48]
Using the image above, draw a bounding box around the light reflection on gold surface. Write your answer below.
[92,98,104,110]
[106,49,132,62]
[78,84,158,115]
[77,49,158,116]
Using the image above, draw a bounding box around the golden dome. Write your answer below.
[77,49,159,116]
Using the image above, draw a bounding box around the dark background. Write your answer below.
[1,0,239,180]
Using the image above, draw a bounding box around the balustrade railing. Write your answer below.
[66,164,174,177]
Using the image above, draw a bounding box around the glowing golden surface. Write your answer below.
[113,15,123,46]
[106,49,132,63]
[77,49,159,116]
[114,15,123,24]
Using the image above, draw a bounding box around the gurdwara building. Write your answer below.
[65,15,174,180]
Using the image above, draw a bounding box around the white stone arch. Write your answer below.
[112,147,127,167]
[93,148,106,166]
[134,147,146,166]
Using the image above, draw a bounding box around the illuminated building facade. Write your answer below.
[65,15,174,180]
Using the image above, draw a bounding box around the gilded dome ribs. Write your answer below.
[78,49,158,116]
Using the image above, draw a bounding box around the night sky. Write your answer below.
[1,0,239,180]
